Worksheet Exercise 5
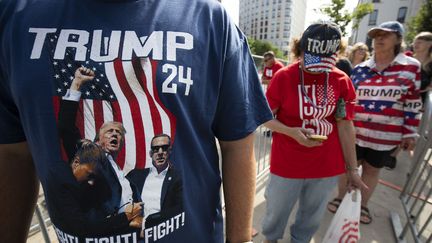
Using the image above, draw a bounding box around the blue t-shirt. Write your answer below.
[0,0,272,242]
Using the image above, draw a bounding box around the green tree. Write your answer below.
[247,38,285,59]
[320,0,373,37]
[406,0,432,43]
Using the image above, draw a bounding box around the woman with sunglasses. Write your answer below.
[260,21,367,243]
[348,42,370,68]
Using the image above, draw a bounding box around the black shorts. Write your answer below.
[356,145,397,169]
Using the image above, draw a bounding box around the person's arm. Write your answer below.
[336,120,368,191]
[400,65,422,151]
[220,133,255,243]
[0,142,39,242]
[264,109,322,147]
[58,67,95,161]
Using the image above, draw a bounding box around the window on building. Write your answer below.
[397,7,407,23]
[369,10,378,25]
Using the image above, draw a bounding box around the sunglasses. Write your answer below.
[151,144,170,153]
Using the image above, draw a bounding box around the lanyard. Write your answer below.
[299,65,329,109]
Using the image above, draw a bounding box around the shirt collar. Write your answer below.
[359,53,409,69]
[150,165,169,176]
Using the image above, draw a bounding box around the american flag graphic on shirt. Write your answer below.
[47,33,176,173]
[351,56,421,151]
[303,53,337,73]
[298,84,337,136]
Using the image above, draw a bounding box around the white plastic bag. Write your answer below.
[322,189,361,243]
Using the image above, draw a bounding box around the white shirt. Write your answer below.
[107,154,134,213]
[141,166,168,219]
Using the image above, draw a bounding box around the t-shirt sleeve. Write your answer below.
[339,75,356,120]
[212,33,273,141]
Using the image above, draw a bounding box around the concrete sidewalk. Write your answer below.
[251,150,422,243]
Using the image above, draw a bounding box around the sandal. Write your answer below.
[327,198,342,213]
[360,206,372,224]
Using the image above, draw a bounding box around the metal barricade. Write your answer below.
[391,91,432,243]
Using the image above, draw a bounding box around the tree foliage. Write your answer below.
[247,38,285,58]
[406,0,432,43]
[320,0,373,36]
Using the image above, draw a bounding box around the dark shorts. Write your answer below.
[356,145,397,169]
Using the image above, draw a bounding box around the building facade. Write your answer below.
[239,0,307,56]
[352,0,424,44]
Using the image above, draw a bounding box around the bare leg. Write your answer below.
[360,161,381,207]
[0,143,39,243]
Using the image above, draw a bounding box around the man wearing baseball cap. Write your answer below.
[261,21,367,243]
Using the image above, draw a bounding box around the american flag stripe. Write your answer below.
[112,59,146,171]
[83,100,97,140]
[102,101,113,122]
[355,113,404,125]
[356,135,399,150]
[105,61,138,171]
[355,107,404,116]
[120,61,154,170]
[123,62,158,168]
[355,121,402,133]
[147,59,177,140]
[93,100,105,133]
[132,58,162,136]
[356,127,402,141]
[384,71,417,80]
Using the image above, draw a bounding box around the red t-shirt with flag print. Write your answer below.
[266,62,356,178]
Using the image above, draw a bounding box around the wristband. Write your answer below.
[345,164,359,172]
